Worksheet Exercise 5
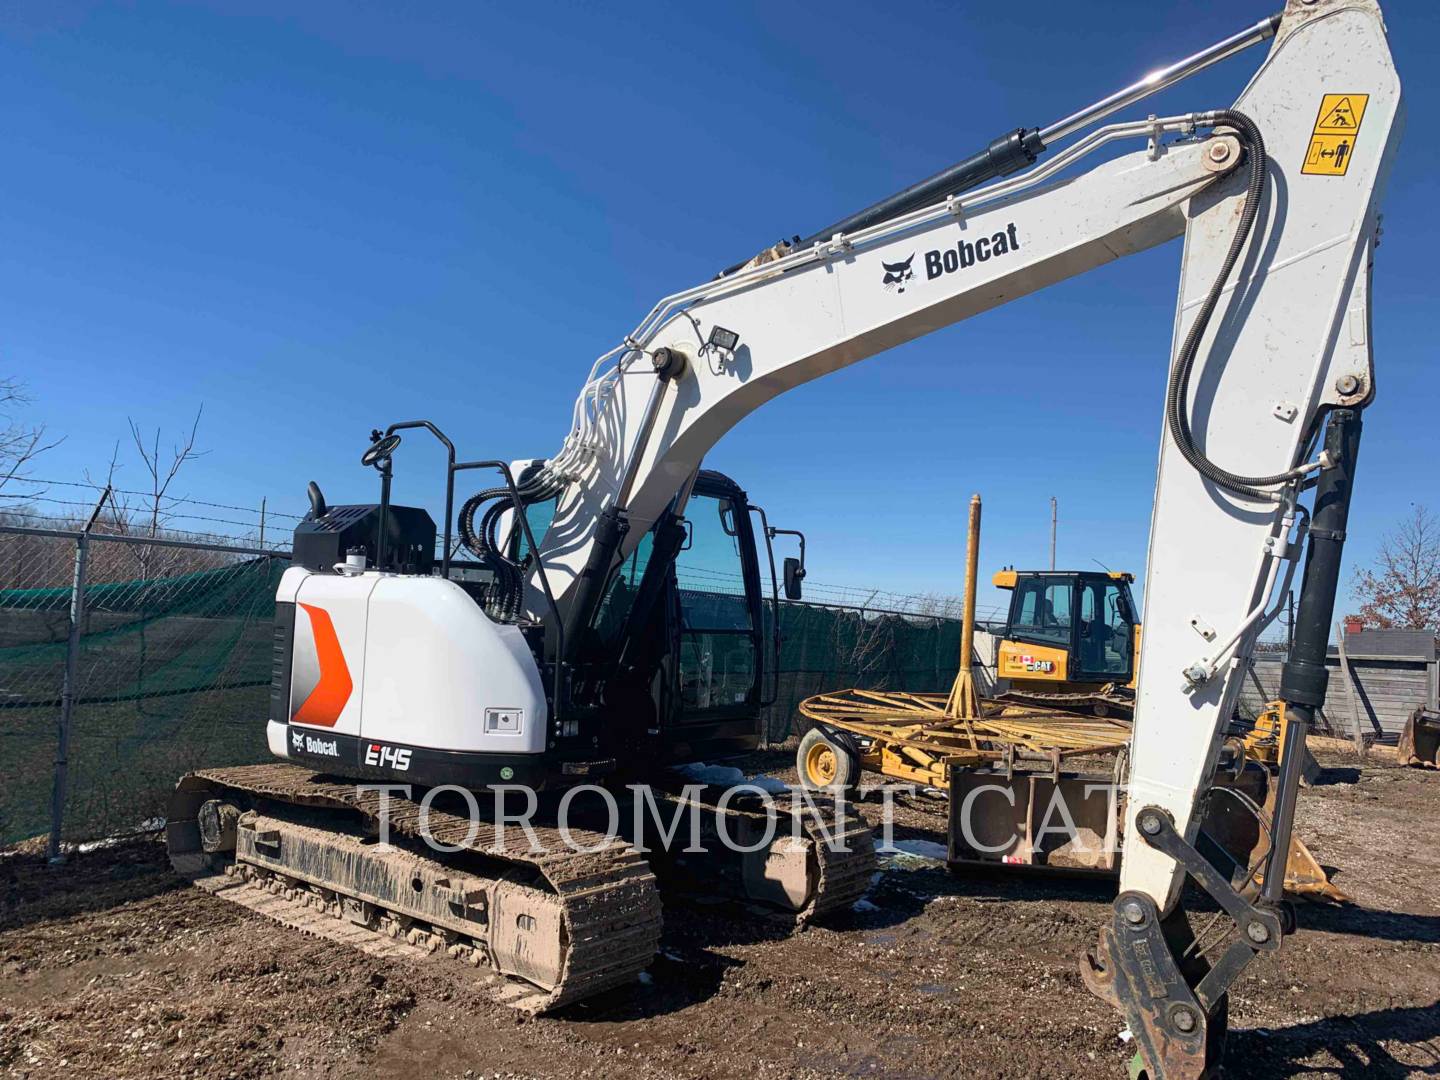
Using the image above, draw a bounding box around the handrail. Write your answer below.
[453,457,565,724]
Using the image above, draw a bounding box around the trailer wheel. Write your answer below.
[797,728,859,794]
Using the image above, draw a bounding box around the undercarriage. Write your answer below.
[168,764,873,1012]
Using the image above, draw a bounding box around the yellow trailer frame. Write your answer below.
[798,688,1131,789]
[794,495,1343,900]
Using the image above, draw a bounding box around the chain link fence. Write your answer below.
[1,525,288,849]
[0,522,970,850]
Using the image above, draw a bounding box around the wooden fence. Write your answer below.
[1240,653,1438,742]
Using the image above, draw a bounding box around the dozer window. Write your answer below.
[1011,578,1072,648]
[1076,579,1134,678]
[676,493,756,709]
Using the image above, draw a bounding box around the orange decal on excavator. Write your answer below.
[294,602,353,727]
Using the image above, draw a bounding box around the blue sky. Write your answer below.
[3,0,1437,621]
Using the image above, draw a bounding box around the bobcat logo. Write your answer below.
[291,730,304,750]
[881,254,915,293]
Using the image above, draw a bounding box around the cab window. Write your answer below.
[1011,578,1072,648]
[591,531,655,649]
[674,493,756,710]
[1076,579,1135,677]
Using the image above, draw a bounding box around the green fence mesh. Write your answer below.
[762,604,963,742]
[0,527,964,847]
[0,530,288,847]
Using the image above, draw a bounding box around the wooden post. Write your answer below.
[945,494,982,724]
[1334,620,1367,758]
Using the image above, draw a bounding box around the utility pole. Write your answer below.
[1050,496,1057,571]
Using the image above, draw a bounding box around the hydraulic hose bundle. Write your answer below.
[458,468,562,622]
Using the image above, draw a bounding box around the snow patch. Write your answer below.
[744,775,791,795]
[675,763,789,794]
[75,817,166,854]
[676,763,746,785]
[852,898,880,913]
[881,838,949,861]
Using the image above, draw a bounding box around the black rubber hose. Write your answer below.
[1165,110,1299,502]
[480,498,525,620]
[457,486,508,559]
[455,487,516,618]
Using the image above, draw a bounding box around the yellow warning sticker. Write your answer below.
[1302,93,1368,176]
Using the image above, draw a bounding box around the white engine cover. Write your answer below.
[270,566,548,760]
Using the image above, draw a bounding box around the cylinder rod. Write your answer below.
[1039,13,1281,145]
[1273,409,1363,901]
[778,11,1280,261]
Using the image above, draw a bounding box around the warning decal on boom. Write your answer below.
[1302,93,1369,177]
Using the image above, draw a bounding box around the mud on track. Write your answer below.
[2,748,1437,1079]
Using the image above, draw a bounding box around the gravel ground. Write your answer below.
[2,747,1437,1079]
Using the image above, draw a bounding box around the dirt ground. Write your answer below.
[2,747,1437,1079]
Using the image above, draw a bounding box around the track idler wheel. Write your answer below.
[198,800,241,854]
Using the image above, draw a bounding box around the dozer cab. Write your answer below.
[993,569,1140,718]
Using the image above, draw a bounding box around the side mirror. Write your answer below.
[783,556,805,601]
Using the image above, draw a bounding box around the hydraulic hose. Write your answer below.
[458,466,564,621]
[1165,110,1304,502]
[459,486,526,620]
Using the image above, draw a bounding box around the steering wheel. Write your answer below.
[361,433,402,467]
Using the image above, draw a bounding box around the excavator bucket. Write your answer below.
[1204,761,1348,903]
[1275,834,1348,902]
[1398,708,1440,768]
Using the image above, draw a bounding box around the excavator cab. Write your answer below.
[565,469,789,764]
[994,569,1139,717]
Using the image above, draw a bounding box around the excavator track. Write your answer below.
[167,763,663,1013]
[641,780,875,923]
[168,764,876,1012]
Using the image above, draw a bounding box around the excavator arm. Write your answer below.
[489,3,1400,1074]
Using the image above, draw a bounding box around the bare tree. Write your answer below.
[108,408,208,719]
[0,377,60,503]
[911,591,967,620]
[1351,505,1440,632]
[127,406,206,539]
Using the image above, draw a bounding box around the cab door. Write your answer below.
[1073,576,1137,683]
[671,473,764,732]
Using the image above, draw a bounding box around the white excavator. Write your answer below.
[167,2,1401,1075]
